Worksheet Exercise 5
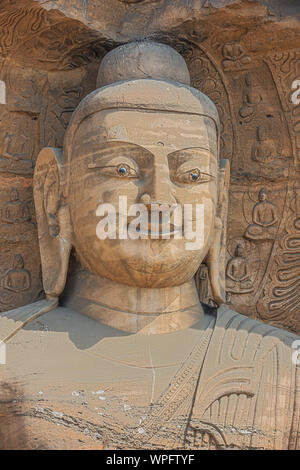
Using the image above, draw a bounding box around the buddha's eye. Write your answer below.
[117,165,128,176]
[116,163,135,177]
[190,169,202,182]
[174,168,215,184]
[88,160,139,178]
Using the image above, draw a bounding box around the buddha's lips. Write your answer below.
[127,222,182,237]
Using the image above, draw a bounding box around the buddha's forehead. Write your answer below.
[73,109,218,156]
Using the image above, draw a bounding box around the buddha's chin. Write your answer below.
[118,252,203,288]
[77,238,205,287]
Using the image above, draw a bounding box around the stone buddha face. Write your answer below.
[34,42,229,305]
[10,188,19,202]
[68,109,218,288]
[13,254,24,270]
[235,244,244,258]
[258,188,267,202]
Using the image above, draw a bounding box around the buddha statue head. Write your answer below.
[258,187,267,202]
[10,188,19,202]
[12,254,25,270]
[235,243,244,258]
[33,41,230,308]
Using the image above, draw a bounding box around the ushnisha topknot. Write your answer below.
[63,41,220,195]
[96,41,191,87]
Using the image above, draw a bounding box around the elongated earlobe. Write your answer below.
[33,148,72,298]
[205,159,230,305]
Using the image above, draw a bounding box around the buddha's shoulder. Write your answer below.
[0,299,59,343]
[0,299,120,347]
[214,304,300,358]
[1,299,299,355]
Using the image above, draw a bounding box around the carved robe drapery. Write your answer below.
[0,302,299,450]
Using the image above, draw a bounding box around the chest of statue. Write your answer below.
[2,306,207,449]
[1,305,297,450]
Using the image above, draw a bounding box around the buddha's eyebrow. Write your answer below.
[83,144,142,160]
[167,146,211,157]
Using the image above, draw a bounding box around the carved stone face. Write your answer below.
[259,189,267,202]
[11,189,19,202]
[68,109,218,288]
[235,244,243,257]
[13,254,24,270]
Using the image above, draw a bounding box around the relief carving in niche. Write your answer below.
[171,38,300,334]
[225,242,254,296]
[0,112,37,175]
[0,5,106,312]
[239,72,262,122]
[244,188,278,241]
[222,42,251,72]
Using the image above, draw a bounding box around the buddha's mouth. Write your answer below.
[124,254,187,274]
[127,223,181,238]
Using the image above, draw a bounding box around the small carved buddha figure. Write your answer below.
[239,73,262,120]
[251,126,276,164]
[195,264,213,306]
[226,243,254,294]
[2,254,31,293]
[222,42,251,71]
[3,188,30,224]
[0,126,33,174]
[0,42,299,450]
[245,188,278,241]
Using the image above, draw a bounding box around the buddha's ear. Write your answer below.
[33,147,72,299]
[205,159,230,305]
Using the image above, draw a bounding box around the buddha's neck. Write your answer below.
[62,270,204,334]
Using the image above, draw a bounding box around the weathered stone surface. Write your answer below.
[1,39,299,451]
[0,1,300,332]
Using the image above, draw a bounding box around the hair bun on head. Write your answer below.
[97,41,191,88]
[63,41,220,196]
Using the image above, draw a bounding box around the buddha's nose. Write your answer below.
[139,165,177,207]
[139,194,176,213]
